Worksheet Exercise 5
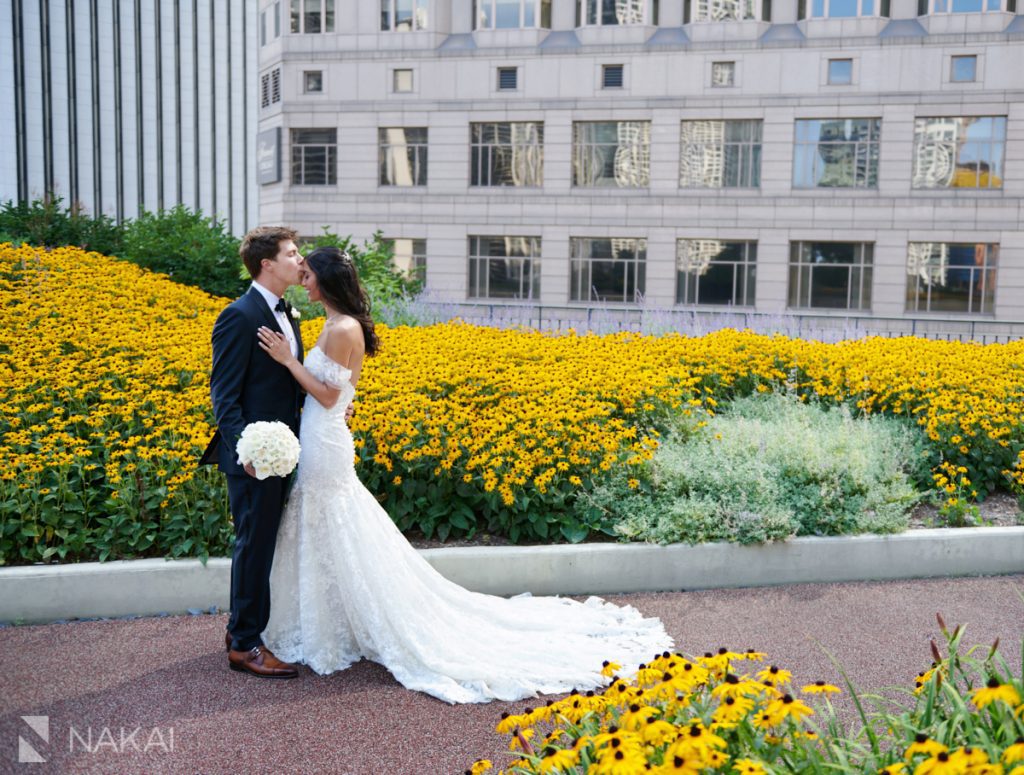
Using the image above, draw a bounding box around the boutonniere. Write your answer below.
[291,307,301,320]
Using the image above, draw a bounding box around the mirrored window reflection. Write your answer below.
[580,0,646,25]
[379,128,428,186]
[788,242,873,310]
[950,55,977,82]
[291,129,337,185]
[388,238,427,285]
[572,122,650,188]
[906,243,997,315]
[468,236,542,299]
[912,117,1005,189]
[569,238,647,303]
[680,120,762,188]
[800,0,881,16]
[793,118,880,189]
[690,0,756,20]
[382,0,428,30]
[676,240,757,306]
[470,123,544,187]
[475,0,552,27]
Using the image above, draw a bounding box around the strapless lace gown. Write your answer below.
[263,345,672,704]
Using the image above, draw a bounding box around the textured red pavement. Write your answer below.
[2,574,1023,775]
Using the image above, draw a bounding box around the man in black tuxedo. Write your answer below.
[201,226,305,679]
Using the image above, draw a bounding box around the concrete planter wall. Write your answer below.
[1,526,1022,625]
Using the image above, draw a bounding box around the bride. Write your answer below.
[255,246,672,704]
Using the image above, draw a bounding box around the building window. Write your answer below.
[685,0,767,22]
[393,69,414,93]
[789,242,873,310]
[291,0,335,33]
[382,0,428,30]
[578,0,646,25]
[793,118,880,189]
[304,70,323,93]
[572,122,650,188]
[906,243,996,315]
[680,120,762,188]
[950,56,977,82]
[291,129,337,185]
[677,240,756,306]
[497,67,518,90]
[798,0,886,15]
[475,0,553,27]
[261,9,268,45]
[261,68,281,109]
[711,61,735,87]
[602,65,625,89]
[274,1,281,36]
[570,238,646,302]
[379,128,428,187]
[923,0,1007,12]
[388,238,427,284]
[470,123,544,187]
[468,236,541,299]
[912,116,1005,189]
[828,59,853,85]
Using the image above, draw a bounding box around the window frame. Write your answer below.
[569,237,647,303]
[906,242,997,315]
[474,0,553,28]
[788,241,873,311]
[290,128,338,186]
[387,238,428,284]
[679,119,763,189]
[911,116,1005,190]
[467,236,542,300]
[676,239,757,307]
[290,0,335,33]
[381,0,429,30]
[577,0,649,25]
[470,122,544,188]
[572,121,651,189]
[792,117,881,189]
[378,127,429,187]
[685,0,770,22]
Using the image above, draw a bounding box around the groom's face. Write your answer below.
[261,239,302,287]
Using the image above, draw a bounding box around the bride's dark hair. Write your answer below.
[303,246,380,356]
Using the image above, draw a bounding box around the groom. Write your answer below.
[201,226,305,679]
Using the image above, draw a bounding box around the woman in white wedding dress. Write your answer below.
[255,246,672,704]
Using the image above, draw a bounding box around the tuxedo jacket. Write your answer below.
[200,287,304,475]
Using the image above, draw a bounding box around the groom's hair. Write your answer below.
[240,226,299,280]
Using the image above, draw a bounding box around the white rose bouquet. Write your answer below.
[235,421,301,480]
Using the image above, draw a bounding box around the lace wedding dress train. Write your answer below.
[263,346,673,704]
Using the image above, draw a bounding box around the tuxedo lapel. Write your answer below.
[246,286,283,335]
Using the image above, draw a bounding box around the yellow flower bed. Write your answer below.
[0,245,1021,564]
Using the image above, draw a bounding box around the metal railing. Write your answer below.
[377,297,1024,343]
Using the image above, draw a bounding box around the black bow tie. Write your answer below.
[274,298,289,313]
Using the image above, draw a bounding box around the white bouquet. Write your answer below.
[235,421,301,480]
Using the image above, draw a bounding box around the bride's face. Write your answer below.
[300,267,321,302]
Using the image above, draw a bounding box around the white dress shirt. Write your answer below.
[251,281,299,358]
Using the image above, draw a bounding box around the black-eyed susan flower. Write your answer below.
[905,734,948,760]
[733,758,769,775]
[878,763,907,774]
[601,660,622,678]
[801,681,841,695]
[763,694,814,725]
[1003,739,1024,765]
[537,747,580,774]
[757,665,793,685]
[972,678,1021,710]
[913,750,965,775]
[466,760,493,775]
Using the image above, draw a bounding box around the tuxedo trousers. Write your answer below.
[225,473,289,652]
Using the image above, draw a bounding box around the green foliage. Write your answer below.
[0,195,122,255]
[120,206,243,299]
[588,393,926,545]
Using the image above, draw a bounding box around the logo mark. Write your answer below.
[19,715,49,763]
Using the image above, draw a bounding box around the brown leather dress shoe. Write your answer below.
[228,646,299,679]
